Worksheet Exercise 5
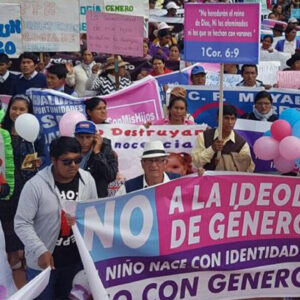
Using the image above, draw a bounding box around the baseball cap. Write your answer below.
[191,65,206,75]
[288,17,298,24]
[74,120,96,134]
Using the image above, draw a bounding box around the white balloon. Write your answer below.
[15,113,40,143]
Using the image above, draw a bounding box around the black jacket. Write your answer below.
[84,138,118,198]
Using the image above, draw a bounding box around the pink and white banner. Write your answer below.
[26,76,163,146]
[102,76,164,124]
[72,172,300,300]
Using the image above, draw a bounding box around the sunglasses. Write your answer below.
[60,157,82,166]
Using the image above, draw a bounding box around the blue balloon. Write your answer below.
[279,108,300,127]
[263,130,271,136]
[295,157,300,169]
[292,120,300,139]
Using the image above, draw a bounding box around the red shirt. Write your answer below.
[150,68,173,77]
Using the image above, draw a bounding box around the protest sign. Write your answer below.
[26,76,163,146]
[0,222,16,299]
[79,0,103,33]
[0,3,22,57]
[103,0,149,17]
[206,72,242,87]
[21,0,80,52]
[72,173,300,299]
[291,8,300,19]
[97,120,274,180]
[184,3,260,64]
[259,50,291,70]
[8,267,50,300]
[96,124,207,180]
[0,95,11,111]
[87,12,144,57]
[277,71,300,89]
[0,4,22,58]
[245,0,267,13]
[173,85,300,127]
[257,61,281,85]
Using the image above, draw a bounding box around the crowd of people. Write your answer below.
[0,0,300,299]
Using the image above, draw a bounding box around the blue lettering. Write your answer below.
[0,41,16,55]
[0,20,21,37]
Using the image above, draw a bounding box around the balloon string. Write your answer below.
[32,142,36,154]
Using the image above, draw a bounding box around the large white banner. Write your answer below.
[20,0,80,52]
[97,124,207,180]
[0,4,22,58]
[8,268,50,300]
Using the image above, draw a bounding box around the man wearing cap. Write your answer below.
[149,22,177,60]
[190,65,206,86]
[165,1,179,17]
[286,51,300,71]
[115,141,180,195]
[74,120,118,198]
[0,54,18,95]
[271,23,284,43]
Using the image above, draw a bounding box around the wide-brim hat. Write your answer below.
[166,1,179,10]
[272,23,285,32]
[141,141,169,159]
[104,55,129,71]
[286,52,300,67]
[153,22,174,37]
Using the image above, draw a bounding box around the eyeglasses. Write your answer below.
[256,102,271,106]
[142,158,166,165]
[60,157,82,166]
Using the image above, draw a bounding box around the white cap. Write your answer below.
[288,17,298,23]
[166,1,179,10]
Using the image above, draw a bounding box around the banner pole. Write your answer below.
[114,54,120,91]
[217,63,224,160]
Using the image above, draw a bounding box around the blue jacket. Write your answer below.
[275,39,300,52]
[125,172,181,193]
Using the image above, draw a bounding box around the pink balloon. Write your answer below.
[270,120,292,141]
[273,155,295,173]
[253,136,280,160]
[59,111,86,137]
[279,136,300,161]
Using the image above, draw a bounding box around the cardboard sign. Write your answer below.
[21,0,80,52]
[277,71,300,89]
[184,3,260,64]
[0,3,22,58]
[257,61,281,85]
[291,8,300,19]
[87,11,144,57]
[103,0,149,17]
[79,0,103,33]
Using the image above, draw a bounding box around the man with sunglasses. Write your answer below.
[115,140,180,195]
[14,137,97,300]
